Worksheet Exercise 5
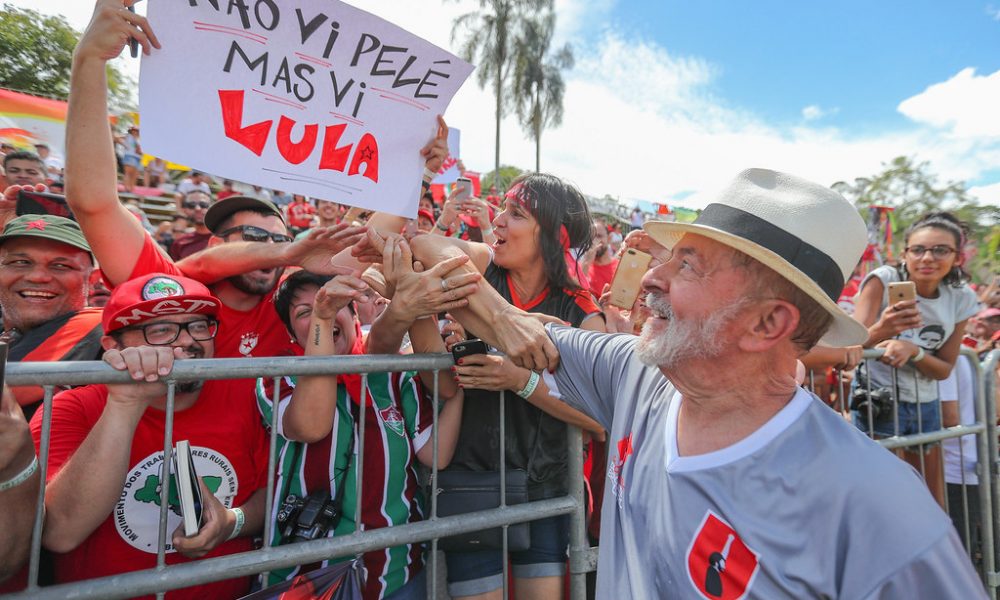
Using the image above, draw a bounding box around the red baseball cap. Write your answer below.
[417,209,435,223]
[103,273,221,334]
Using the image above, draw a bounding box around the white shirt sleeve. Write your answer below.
[939,369,959,403]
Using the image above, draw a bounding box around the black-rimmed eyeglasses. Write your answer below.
[216,225,293,244]
[118,319,219,345]
[905,245,956,259]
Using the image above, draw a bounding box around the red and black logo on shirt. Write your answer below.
[686,510,760,600]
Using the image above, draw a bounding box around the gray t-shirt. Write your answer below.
[860,265,979,403]
[545,325,985,599]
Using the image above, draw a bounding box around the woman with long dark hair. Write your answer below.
[407,173,606,599]
[852,211,980,505]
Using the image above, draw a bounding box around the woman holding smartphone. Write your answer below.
[415,173,606,600]
[852,212,979,505]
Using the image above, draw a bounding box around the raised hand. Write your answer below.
[282,223,368,274]
[420,115,449,174]
[77,0,161,62]
[313,274,369,321]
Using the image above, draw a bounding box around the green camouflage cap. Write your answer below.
[0,215,92,254]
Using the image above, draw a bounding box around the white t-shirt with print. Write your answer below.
[860,265,979,403]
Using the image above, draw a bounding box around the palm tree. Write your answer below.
[512,11,573,172]
[452,0,551,182]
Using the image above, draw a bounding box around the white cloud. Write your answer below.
[897,67,1000,137]
[802,105,824,121]
[969,181,1000,206]
[987,4,1000,20]
[801,105,838,121]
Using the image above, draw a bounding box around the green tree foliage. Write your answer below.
[0,5,133,109]
[512,10,573,172]
[481,165,528,192]
[833,156,999,281]
[451,0,552,182]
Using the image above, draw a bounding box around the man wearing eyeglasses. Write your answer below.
[29,272,268,597]
[168,191,215,261]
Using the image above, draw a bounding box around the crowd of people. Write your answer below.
[0,2,998,599]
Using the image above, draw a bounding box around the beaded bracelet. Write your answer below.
[515,371,540,399]
[0,455,38,492]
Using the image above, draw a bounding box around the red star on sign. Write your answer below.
[25,219,47,230]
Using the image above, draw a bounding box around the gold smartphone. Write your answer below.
[888,281,917,304]
[609,249,653,309]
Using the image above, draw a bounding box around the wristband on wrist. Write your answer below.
[226,506,245,541]
[0,455,38,492]
[423,167,437,182]
[912,348,926,363]
[515,371,540,399]
[435,221,450,232]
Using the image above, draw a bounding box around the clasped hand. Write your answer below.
[454,353,530,392]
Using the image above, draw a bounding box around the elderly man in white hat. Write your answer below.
[411,168,985,598]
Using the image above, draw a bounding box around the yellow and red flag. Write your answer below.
[0,88,67,151]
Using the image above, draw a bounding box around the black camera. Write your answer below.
[850,385,895,420]
[276,489,342,543]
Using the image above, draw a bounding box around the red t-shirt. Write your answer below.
[286,201,316,229]
[29,380,269,599]
[587,259,619,299]
[130,234,298,361]
[168,231,212,261]
[216,190,239,201]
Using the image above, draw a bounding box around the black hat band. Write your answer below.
[695,203,844,301]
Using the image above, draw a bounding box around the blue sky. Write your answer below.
[623,1,1000,136]
[11,0,1000,208]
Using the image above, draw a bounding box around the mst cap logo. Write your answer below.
[141,276,184,300]
[686,510,760,600]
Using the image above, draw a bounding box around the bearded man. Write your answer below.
[410,168,986,598]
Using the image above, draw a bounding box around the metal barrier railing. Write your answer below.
[3,354,594,600]
[805,347,998,598]
[8,348,996,599]
[984,349,1000,594]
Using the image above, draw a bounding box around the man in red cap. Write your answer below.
[29,273,268,598]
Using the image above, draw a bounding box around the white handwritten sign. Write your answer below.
[139,0,473,218]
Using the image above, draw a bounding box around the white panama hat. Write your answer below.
[644,168,869,347]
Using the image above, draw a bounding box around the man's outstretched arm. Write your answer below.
[405,233,561,372]
[66,1,163,285]
[177,224,366,283]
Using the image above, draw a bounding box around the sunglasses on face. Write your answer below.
[217,225,294,244]
[119,318,218,345]
[182,201,211,209]
[905,245,956,259]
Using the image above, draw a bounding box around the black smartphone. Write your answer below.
[452,339,488,363]
[16,190,76,221]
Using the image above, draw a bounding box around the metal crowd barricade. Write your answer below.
[4,354,595,600]
[805,347,998,598]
